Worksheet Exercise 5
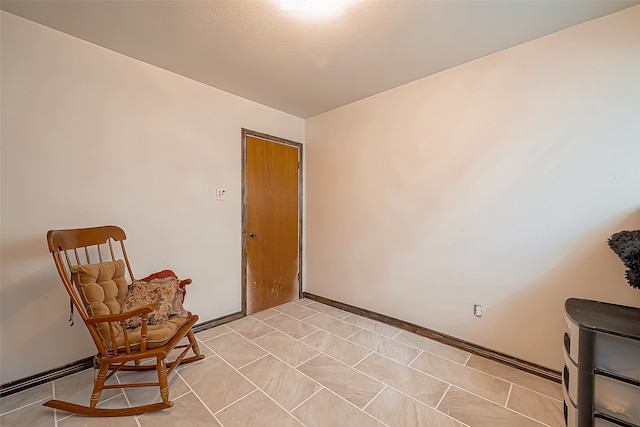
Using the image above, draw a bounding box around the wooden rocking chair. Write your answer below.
[44,226,204,417]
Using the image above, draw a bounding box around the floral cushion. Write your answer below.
[122,279,179,328]
[139,270,191,318]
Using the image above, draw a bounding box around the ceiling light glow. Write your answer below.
[280,0,353,19]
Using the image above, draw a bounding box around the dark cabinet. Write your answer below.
[563,298,640,427]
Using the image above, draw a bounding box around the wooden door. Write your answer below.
[243,131,302,315]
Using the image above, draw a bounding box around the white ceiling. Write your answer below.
[2,0,638,118]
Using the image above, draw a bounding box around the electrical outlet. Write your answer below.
[474,304,482,317]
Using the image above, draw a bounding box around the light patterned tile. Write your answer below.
[0,382,52,415]
[507,385,563,427]
[291,298,314,306]
[195,324,232,342]
[203,331,266,368]
[438,387,545,427]
[306,302,351,319]
[172,336,214,363]
[293,388,385,427]
[262,314,318,339]
[355,353,449,407]
[342,315,400,338]
[138,336,212,368]
[393,331,470,364]
[253,331,319,367]
[251,308,280,321]
[56,395,138,426]
[465,355,563,401]
[366,387,463,427]
[411,352,511,405]
[298,354,384,408]
[117,368,190,407]
[275,302,317,320]
[348,329,421,365]
[178,355,255,413]
[226,316,275,340]
[52,369,120,420]
[215,391,303,427]
[240,355,321,411]
[303,313,362,338]
[301,330,371,367]
[0,400,55,427]
[138,392,220,426]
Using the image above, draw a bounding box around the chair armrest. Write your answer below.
[85,304,154,325]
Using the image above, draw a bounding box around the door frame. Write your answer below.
[241,128,303,316]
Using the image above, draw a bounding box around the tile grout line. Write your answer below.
[235,353,270,371]
[317,385,391,427]
[207,347,311,427]
[255,305,375,360]
[115,373,135,411]
[301,325,371,355]
[287,386,324,414]
[298,318,418,366]
[258,311,321,340]
[443,384,555,426]
[52,380,58,427]
[197,327,233,344]
[410,348,528,395]
[300,312,364,338]
[407,349,424,366]
[505,382,514,408]
[175,352,251,425]
[0,396,51,417]
[362,385,387,411]
[350,350,375,368]
[176,368,226,426]
[213,388,259,416]
[463,355,562,402]
[343,328,364,340]
[513,383,564,403]
[461,363,562,402]
[306,302,353,320]
[435,383,451,412]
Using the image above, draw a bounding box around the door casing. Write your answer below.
[241,128,303,315]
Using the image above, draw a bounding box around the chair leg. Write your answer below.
[187,330,203,358]
[90,362,110,409]
[156,357,170,404]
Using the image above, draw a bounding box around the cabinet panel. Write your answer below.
[594,375,640,425]
[563,382,578,427]
[563,348,579,405]
[595,333,640,382]
[565,315,581,364]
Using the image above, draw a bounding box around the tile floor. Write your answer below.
[0,299,564,427]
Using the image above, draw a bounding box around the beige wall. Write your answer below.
[304,6,640,371]
[0,12,304,384]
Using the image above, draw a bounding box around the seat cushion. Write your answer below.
[115,316,189,351]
